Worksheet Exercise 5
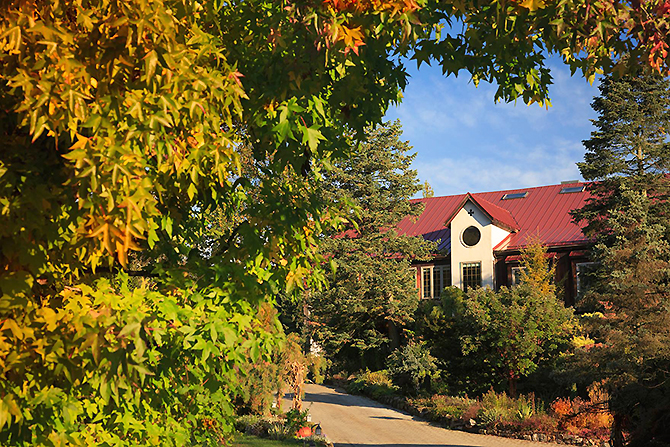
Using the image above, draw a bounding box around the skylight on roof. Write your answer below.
[502,192,528,200]
[560,185,585,194]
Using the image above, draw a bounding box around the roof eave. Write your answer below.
[445,193,520,233]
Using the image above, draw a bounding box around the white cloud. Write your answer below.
[415,140,583,196]
[386,56,600,197]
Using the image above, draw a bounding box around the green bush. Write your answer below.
[283,409,310,435]
[237,304,285,416]
[414,287,499,395]
[461,284,577,396]
[307,354,328,385]
[234,412,310,441]
[386,341,439,394]
[411,395,476,421]
[478,390,544,426]
[1,276,274,446]
[478,391,518,425]
[346,370,398,399]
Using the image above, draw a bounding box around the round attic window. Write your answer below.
[462,226,481,247]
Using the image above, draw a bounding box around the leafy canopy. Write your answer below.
[1,0,670,443]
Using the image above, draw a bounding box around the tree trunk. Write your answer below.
[611,413,625,447]
[508,376,517,397]
[388,320,400,350]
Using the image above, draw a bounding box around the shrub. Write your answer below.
[516,393,537,420]
[461,284,578,396]
[516,414,558,433]
[478,390,519,426]
[234,411,330,445]
[346,370,398,399]
[386,341,439,394]
[307,353,328,384]
[267,422,293,440]
[235,414,284,438]
[477,390,550,429]
[411,394,477,421]
[284,409,311,435]
[550,382,613,439]
[237,305,284,415]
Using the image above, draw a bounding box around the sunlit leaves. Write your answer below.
[2,0,670,444]
[518,0,546,12]
[0,275,272,444]
[1,0,244,267]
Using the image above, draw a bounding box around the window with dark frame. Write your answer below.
[462,262,482,291]
[422,267,432,299]
[417,265,451,299]
[433,265,451,298]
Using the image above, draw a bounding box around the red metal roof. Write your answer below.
[470,194,520,232]
[397,182,590,253]
[441,193,519,232]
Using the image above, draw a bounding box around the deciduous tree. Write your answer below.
[1,0,670,443]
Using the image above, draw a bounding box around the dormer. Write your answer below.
[444,193,519,290]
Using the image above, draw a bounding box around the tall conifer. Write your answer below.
[308,121,433,371]
[573,73,670,447]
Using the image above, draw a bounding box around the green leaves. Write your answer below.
[0,275,271,445]
[301,125,325,152]
[459,283,576,394]
[2,0,669,444]
[0,396,21,431]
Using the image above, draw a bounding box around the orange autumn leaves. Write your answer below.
[321,0,421,54]
[635,0,670,71]
[322,0,420,14]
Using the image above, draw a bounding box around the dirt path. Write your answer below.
[292,383,562,447]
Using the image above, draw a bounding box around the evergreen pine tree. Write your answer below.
[309,121,433,371]
[573,73,670,447]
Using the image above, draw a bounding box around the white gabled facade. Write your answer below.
[449,199,511,290]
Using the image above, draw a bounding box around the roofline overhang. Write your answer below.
[493,240,592,256]
[443,193,519,233]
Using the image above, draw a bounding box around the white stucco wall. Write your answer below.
[491,225,510,249]
[450,199,510,290]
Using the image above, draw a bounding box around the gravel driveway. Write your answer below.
[292,383,563,447]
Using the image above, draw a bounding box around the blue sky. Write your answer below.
[385,56,601,197]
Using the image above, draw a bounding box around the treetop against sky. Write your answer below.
[386,58,599,196]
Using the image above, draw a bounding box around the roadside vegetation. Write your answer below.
[343,369,613,444]
[232,433,302,447]
[233,412,330,447]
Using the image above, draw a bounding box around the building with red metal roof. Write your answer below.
[398,181,592,304]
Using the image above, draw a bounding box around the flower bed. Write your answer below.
[234,412,332,447]
[343,372,614,447]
